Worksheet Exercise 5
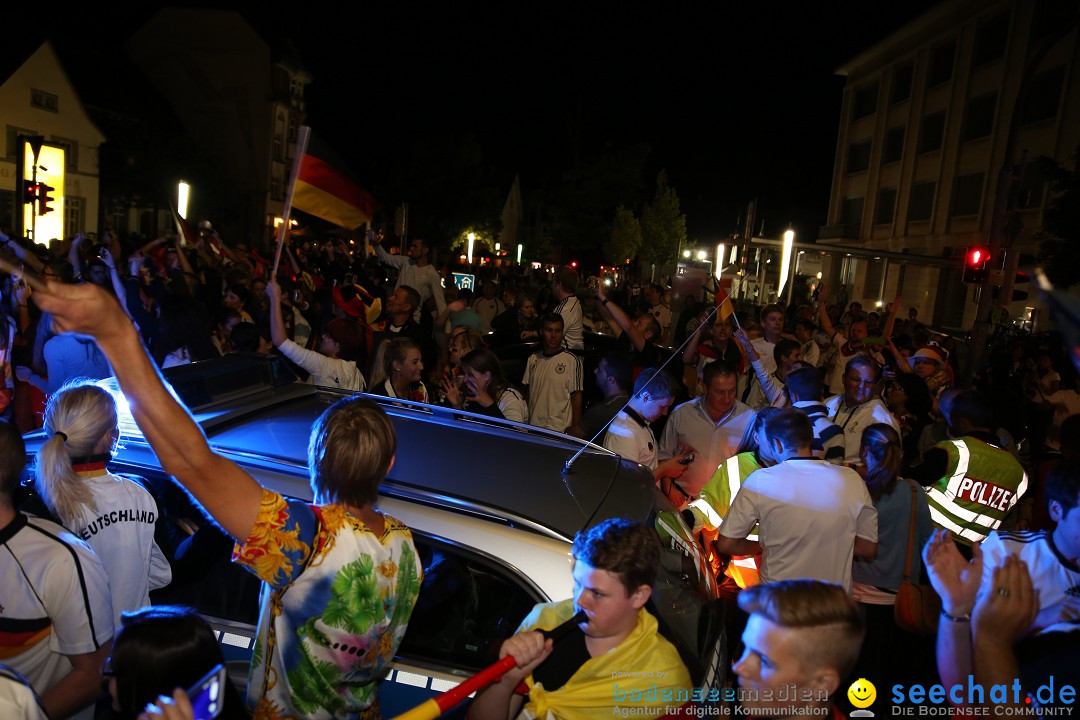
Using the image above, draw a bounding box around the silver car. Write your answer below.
[20,354,724,715]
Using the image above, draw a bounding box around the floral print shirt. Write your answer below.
[233,489,421,719]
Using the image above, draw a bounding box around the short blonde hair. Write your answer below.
[738,580,865,679]
[308,396,396,508]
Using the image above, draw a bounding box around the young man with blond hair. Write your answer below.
[734,580,866,720]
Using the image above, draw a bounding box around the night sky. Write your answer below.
[9,1,942,243]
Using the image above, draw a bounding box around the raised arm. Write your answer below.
[882,292,902,340]
[68,232,85,279]
[595,283,646,351]
[32,281,264,542]
[816,284,838,339]
[267,281,288,348]
[683,314,707,364]
[99,247,131,318]
[0,230,45,271]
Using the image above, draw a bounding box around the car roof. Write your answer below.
[26,355,655,542]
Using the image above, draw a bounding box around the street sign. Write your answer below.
[452,273,475,291]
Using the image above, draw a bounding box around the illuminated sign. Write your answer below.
[24,142,65,244]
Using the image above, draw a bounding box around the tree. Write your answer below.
[1036,144,1080,288]
[605,205,642,265]
[639,170,686,268]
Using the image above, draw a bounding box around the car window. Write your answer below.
[400,534,542,672]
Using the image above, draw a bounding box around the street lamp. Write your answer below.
[467,232,475,264]
[778,228,795,296]
[682,250,691,259]
[696,250,706,261]
[177,181,190,220]
[716,244,725,280]
[517,243,523,263]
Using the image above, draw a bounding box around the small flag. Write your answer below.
[168,202,197,249]
[293,134,376,230]
[716,287,735,325]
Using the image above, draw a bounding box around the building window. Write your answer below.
[927,40,956,87]
[974,11,1010,66]
[6,126,37,159]
[891,63,914,104]
[1030,0,1073,45]
[852,82,879,120]
[846,140,872,174]
[270,174,282,201]
[951,173,985,216]
[30,89,58,113]
[908,181,936,221]
[841,196,864,227]
[919,111,946,153]
[1021,66,1065,125]
[963,93,997,141]
[272,138,283,162]
[883,126,905,164]
[65,196,84,235]
[875,188,897,225]
[50,136,79,170]
[288,117,298,142]
[1018,162,1048,210]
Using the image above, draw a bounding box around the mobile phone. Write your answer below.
[678,453,695,465]
[186,664,227,720]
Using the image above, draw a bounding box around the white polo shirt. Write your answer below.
[604,408,659,471]
[658,398,754,496]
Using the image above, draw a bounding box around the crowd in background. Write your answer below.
[1,220,1077,719]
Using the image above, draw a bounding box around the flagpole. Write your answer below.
[272,125,311,279]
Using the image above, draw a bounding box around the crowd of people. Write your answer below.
[0,222,1077,719]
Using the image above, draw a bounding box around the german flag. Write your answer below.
[293,133,376,230]
[715,286,735,325]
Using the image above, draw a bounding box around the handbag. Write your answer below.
[893,479,941,634]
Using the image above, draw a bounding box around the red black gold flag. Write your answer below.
[293,135,376,230]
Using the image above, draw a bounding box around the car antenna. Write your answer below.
[563,300,723,474]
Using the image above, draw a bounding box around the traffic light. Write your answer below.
[962,247,989,284]
[22,179,40,209]
[38,184,56,216]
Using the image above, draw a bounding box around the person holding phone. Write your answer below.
[106,606,245,720]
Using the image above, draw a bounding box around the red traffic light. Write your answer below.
[967,247,989,266]
[569,261,578,269]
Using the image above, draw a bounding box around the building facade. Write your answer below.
[821,0,1079,330]
[127,8,310,246]
[0,42,106,241]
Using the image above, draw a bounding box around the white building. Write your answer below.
[0,42,105,240]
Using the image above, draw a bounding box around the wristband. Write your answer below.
[601,298,610,305]
[940,609,971,622]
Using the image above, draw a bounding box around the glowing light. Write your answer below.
[778,229,795,296]
[23,143,65,245]
[467,232,475,264]
[517,243,523,263]
[177,181,190,220]
[682,250,691,258]
[603,278,612,286]
[816,272,822,279]
[696,250,707,261]
[494,242,500,252]
[716,244,725,280]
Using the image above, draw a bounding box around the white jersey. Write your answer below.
[67,469,172,624]
[979,530,1080,636]
[554,296,584,350]
[0,514,113,720]
[604,409,659,471]
[523,350,583,433]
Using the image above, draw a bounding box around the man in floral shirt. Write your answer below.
[32,280,421,720]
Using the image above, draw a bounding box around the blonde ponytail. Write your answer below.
[35,380,118,527]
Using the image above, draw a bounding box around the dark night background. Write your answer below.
[7,2,942,245]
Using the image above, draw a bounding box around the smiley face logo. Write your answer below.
[847,678,876,709]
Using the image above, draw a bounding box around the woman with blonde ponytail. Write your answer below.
[851,422,935,687]
[35,380,171,623]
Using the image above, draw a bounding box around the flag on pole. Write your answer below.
[716,286,735,326]
[293,134,376,230]
[168,202,197,249]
